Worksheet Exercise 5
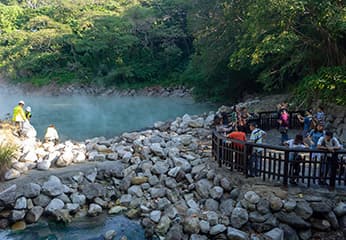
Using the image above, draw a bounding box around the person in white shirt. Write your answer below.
[317,131,341,185]
[284,134,308,185]
[248,122,266,177]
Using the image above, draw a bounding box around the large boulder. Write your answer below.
[42,176,65,197]
[0,184,17,206]
[231,207,248,228]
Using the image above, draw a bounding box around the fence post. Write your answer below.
[283,150,289,187]
[329,153,337,190]
[243,143,248,177]
[218,138,223,167]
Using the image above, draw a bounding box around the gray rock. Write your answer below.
[227,227,249,240]
[165,177,178,189]
[10,210,26,221]
[249,211,266,223]
[220,178,232,191]
[206,211,219,226]
[195,179,213,199]
[0,184,17,206]
[166,223,185,240]
[199,220,210,234]
[310,201,332,214]
[150,210,161,223]
[298,229,312,240]
[295,201,313,220]
[23,183,41,198]
[244,191,260,204]
[209,224,226,235]
[269,196,283,211]
[210,186,224,200]
[156,215,171,235]
[4,169,20,180]
[279,224,299,240]
[152,161,169,175]
[310,218,330,231]
[204,199,219,212]
[165,205,178,219]
[128,185,143,198]
[172,157,191,172]
[94,197,108,208]
[88,203,102,217]
[42,176,65,197]
[220,199,235,216]
[37,160,51,170]
[33,194,51,207]
[119,194,132,206]
[14,197,27,210]
[284,200,297,212]
[104,230,116,240]
[45,198,65,214]
[231,207,248,228]
[188,117,204,128]
[257,199,270,214]
[80,183,105,200]
[274,212,310,229]
[325,211,339,229]
[333,202,346,217]
[168,167,181,178]
[183,216,200,234]
[148,175,160,186]
[65,203,80,214]
[187,199,199,210]
[190,235,208,240]
[85,169,97,183]
[56,150,74,167]
[57,193,71,204]
[70,192,86,205]
[150,143,166,157]
[26,206,43,223]
[264,227,284,240]
[150,188,166,198]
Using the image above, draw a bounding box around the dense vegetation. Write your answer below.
[0,0,345,104]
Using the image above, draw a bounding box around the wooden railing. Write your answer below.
[212,111,346,189]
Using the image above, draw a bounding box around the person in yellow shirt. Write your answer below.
[12,100,27,135]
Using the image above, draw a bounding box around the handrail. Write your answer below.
[212,110,346,190]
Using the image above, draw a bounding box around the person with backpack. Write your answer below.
[317,131,342,185]
[248,122,266,177]
[284,134,308,185]
[297,110,313,137]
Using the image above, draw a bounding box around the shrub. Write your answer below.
[0,143,17,170]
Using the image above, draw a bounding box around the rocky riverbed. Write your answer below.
[1,108,346,240]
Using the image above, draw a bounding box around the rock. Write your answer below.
[279,224,299,240]
[74,152,86,163]
[180,135,193,146]
[156,215,171,235]
[284,200,297,212]
[257,199,270,214]
[94,197,107,208]
[150,210,161,223]
[188,117,204,128]
[264,227,284,240]
[119,195,132,206]
[190,235,208,240]
[199,220,210,234]
[298,229,312,240]
[209,224,226,235]
[310,201,332,214]
[220,178,232,191]
[56,150,74,167]
[131,176,148,185]
[244,191,260,204]
[249,211,266,223]
[183,216,200,234]
[187,199,199,210]
[220,199,235,216]
[166,223,185,240]
[33,194,51,207]
[11,221,26,231]
[70,192,86,205]
[42,176,65,197]
[80,183,105,200]
[85,169,97,183]
[45,198,65,214]
[310,218,330,231]
[10,210,26,221]
[333,202,346,217]
[66,203,80,214]
[37,160,51,170]
[150,143,166,157]
[109,206,127,214]
[22,150,38,162]
[195,179,213,199]
[168,167,181,178]
[88,203,102,217]
[295,201,313,220]
[270,196,283,211]
[204,199,219,212]
[230,188,240,200]
[325,211,339,229]
[23,183,41,198]
[0,219,9,229]
[165,177,178,189]
[274,212,310,229]
[231,207,248,228]
[0,184,17,206]
[104,230,116,240]
[14,197,27,210]
[206,211,219,226]
[152,161,169,175]
[4,169,20,180]
[210,186,224,200]
[227,227,249,240]
[150,188,166,198]
[25,206,43,223]
[128,185,143,198]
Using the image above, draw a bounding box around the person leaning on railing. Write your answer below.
[317,131,342,185]
[248,122,266,177]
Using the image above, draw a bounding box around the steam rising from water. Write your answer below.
[0,88,213,140]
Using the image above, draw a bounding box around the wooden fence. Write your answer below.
[212,111,346,189]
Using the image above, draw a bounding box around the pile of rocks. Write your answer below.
[1,110,346,239]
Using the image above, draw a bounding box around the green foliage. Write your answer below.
[0,143,16,170]
[295,66,346,106]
